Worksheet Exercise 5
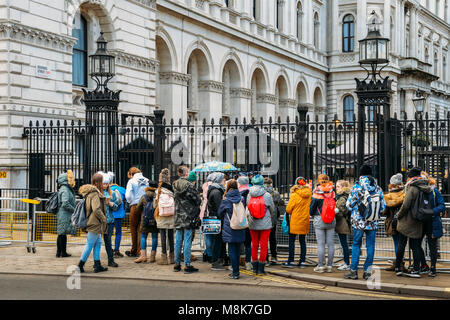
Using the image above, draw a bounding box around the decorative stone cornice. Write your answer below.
[257,94,277,104]
[0,22,77,53]
[159,72,191,85]
[128,0,156,9]
[111,50,158,73]
[230,88,253,99]
[198,80,224,93]
[279,99,297,107]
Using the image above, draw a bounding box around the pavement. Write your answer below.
[1,243,449,299]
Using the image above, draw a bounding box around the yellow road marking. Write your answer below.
[241,270,434,300]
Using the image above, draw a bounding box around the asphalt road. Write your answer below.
[0,274,386,300]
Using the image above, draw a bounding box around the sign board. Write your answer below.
[35,65,51,78]
[0,172,6,179]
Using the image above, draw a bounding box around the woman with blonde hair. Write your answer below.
[335,179,352,271]
[56,170,77,258]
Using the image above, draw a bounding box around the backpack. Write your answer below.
[248,195,266,219]
[71,198,88,229]
[142,196,156,228]
[46,192,59,214]
[319,193,336,224]
[411,190,434,221]
[112,189,122,207]
[229,202,248,230]
[359,188,383,221]
[158,193,175,217]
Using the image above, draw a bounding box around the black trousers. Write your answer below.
[395,233,421,272]
[56,234,67,255]
[418,232,438,269]
[266,225,277,260]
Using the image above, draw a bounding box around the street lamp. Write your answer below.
[412,90,426,115]
[89,31,115,92]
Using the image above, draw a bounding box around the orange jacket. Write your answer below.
[286,185,312,235]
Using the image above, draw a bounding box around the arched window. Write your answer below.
[342,14,354,52]
[296,2,303,41]
[425,47,429,63]
[443,56,447,82]
[314,12,319,49]
[72,12,87,87]
[343,95,354,122]
[434,52,439,76]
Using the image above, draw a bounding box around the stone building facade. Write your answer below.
[0,0,448,188]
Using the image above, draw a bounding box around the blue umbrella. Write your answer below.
[192,161,239,172]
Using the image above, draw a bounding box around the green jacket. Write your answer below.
[335,188,351,235]
[56,173,77,236]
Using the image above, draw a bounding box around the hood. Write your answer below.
[384,189,405,208]
[249,185,266,197]
[312,182,335,199]
[79,184,103,197]
[409,178,432,193]
[57,170,75,188]
[160,182,173,193]
[359,176,379,193]
[209,183,225,193]
[240,188,250,198]
[290,185,311,198]
[173,177,190,194]
[132,172,149,186]
[225,189,242,203]
[238,184,250,192]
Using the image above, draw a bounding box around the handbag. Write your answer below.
[282,214,290,235]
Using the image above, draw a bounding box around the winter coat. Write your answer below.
[346,176,386,231]
[423,187,445,239]
[246,185,275,231]
[154,183,175,229]
[218,189,245,243]
[265,185,285,228]
[110,184,126,219]
[285,185,311,235]
[397,178,430,239]
[240,188,250,208]
[104,190,119,225]
[173,178,202,229]
[207,183,225,218]
[200,182,211,220]
[382,188,405,236]
[56,172,77,236]
[79,184,107,235]
[125,172,149,206]
[335,188,351,235]
[137,186,158,234]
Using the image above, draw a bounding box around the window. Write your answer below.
[296,2,303,41]
[444,56,447,82]
[72,12,87,87]
[277,0,284,32]
[343,95,354,122]
[342,15,354,52]
[434,52,439,76]
[253,0,260,21]
[314,12,319,49]
[367,105,376,122]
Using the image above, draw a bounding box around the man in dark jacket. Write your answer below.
[173,166,202,274]
[238,175,252,270]
[264,177,285,265]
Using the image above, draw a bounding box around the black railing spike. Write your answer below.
[211,118,215,125]
[64,119,67,126]
[219,118,223,125]
[70,119,74,126]
[425,112,429,120]
[43,120,47,127]
[36,120,39,127]
[49,120,53,126]
[57,120,60,126]
[178,118,182,125]
[333,114,338,121]
[394,112,398,119]
[170,118,174,125]
[146,118,150,125]
[286,116,290,123]
[202,118,207,125]
[163,118,166,125]
[324,114,328,122]
[78,119,82,126]
[315,114,319,122]
[130,117,134,125]
[306,114,310,122]
[436,111,439,120]
[29,120,32,126]
[277,116,281,124]
[268,116,272,124]
[242,117,247,125]
[187,117,191,126]
[138,118,142,125]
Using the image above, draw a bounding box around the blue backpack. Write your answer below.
[142,196,156,228]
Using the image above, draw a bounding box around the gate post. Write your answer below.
[297,106,308,179]
[153,110,166,181]
[383,101,392,190]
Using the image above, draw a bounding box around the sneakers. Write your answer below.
[228,273,240,279]
[282,262,295,268]
[337,264,350,271]
[184,265,199,274]
[326,266,333,273]
[395,267,403,276]
[429,268,437,277]
[211,262,227,271]
[125,251,139,258]
[404,270,421,278]
[270,258,279,265]
[363,271,371,280]
[313,266,325,273]
[344,269,358,280]
[420,265,430,274]
[173,264,181,272]
[245,262,252,271]
[297,261,306,269]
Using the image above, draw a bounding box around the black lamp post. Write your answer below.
[81,31,121,183]
[355,11,392,189]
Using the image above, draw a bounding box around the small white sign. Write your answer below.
[35,65,51,78]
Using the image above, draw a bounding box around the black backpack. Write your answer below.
[411,190,434,221]
[45,192,59,214]
[142,195,156,228]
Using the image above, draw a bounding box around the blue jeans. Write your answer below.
[140,232,158,251]
[288,233,306,263]
[350,228,376,272]
[175,228,193,267]
[114,218,122,251]
[103,223,114,260]
[203,234,213,257]
[81,232,102,262]
[228,242,242,276]
[338,233,350,266]
[392,234,399,254]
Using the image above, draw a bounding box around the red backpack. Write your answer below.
[319,193,336,224]
[248,196,266,219]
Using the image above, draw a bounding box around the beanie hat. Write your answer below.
[390,173,403,186]
[317,174,330,185]
[251,174,264,186]
[211,172,225,184]
[295,176,307,186]
[97,171,110,184]
[147,180,158,190]
[188,171,197,182]
[407,167,422,179]
[360,164,373,177]
[159,168,170,184]
[107,171,115,183]
[237,176,249,186]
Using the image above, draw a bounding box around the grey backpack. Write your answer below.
[71,198,88,229]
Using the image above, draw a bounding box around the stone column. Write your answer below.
[198,80,224,122]
[399,0,405,57]
[331,0,339,53]
[256,94,277,121]
[230,88,253,122]
[357,0,367,48]
[279,99,297,122]
[383,0,391,39]
[159,71,191,123]
[409,4,417,58]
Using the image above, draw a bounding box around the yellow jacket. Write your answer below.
[286,185,312,235]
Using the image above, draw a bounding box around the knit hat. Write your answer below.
[360,164,373,177]
[107,171,115,183]
[211,172,225,184]
[295,176,307,186]
[390,173,403,186]
[407,167,422,179]
[188,171,197,182]
[237,176,249,186]
[159,168,170,184]
[97,171,110,184]
[148,180,158,189]
[317,174,330,185]
[251,174,264,186]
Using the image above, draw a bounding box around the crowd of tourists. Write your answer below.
[53,164,447,279]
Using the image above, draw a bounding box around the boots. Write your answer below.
[56,236,61,258]
[60,235,71,257]
[93,260,108,273]
[77,260,85,273]
[252,261,259,275]
[114,250,124,258]
[157,253,169,265]
[108,257,118,267]
[149,250,157,263]
[386,260,396,271]
[258,261,266,275]
[169,251,175,264]
[134,250,147,263]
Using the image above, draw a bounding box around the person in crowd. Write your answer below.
[173,166,202,274]
[247,174,275,275]
[208,172,227,271]
[200,173,215,263]
[125,167,149,257]
[248,171,254,187]
[394,167,427,278]
[417,172,446,277]
[218,179,246,279]
[310,174,336,273]
[344,165,386,280]
[186,170,199,262]
[98,172,119,268]
[334,180,352,271]
[77,173,108,273]
[282,177,311,269]
[56,170,77,258]
[382,173,406,272]
[263,177,285,265]
[134,181,159,263]
[442,170,449,210]
[155,168,175,265]
[109,172,126,258]
[238,174,252,271]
